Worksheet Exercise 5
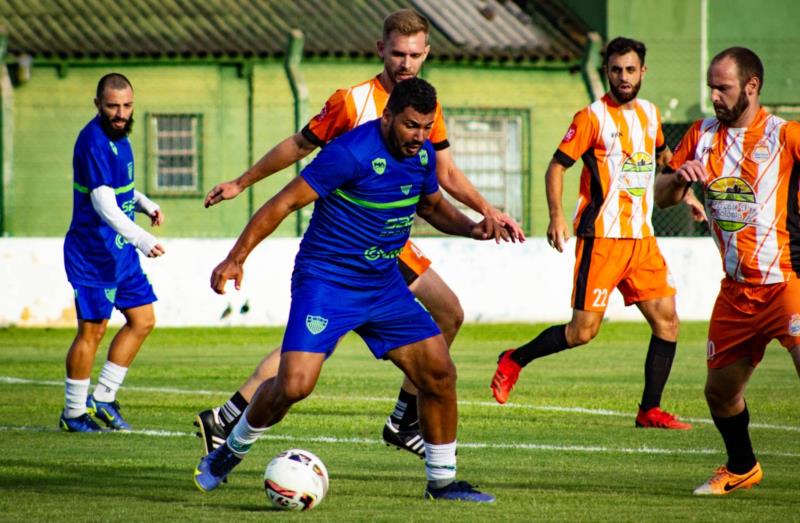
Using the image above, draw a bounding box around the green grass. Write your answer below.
[1,323,798,522]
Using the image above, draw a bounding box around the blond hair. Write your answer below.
[383,9,429,41]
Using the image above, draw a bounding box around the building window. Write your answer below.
[412,108,531,235]
[146,114,202,195]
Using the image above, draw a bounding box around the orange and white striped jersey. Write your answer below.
[302,75,449,149]
[555,94,666,239]
[669,108,800,285]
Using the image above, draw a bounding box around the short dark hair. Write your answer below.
[96,73,132,100]
[603,36,646,67]
[383,9,429,41]
[386,77,437,115]
[711,46,764,93]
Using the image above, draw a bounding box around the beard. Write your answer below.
[386,123,422,158]
[714,90,749,126]
[99,112,134,140]
[610,79,642,104]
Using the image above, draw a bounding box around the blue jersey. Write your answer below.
[64,116,140,286]
[297,119,439,288]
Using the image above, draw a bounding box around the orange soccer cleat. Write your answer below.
[635,406,692,430]
[693,462,762,495]
[491,350,522,404]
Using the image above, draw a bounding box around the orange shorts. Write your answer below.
[398,240,432,285]
[706,277,800,369]
[572,236,675,312]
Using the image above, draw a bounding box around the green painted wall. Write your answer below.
[7,59,587,238]
[608,0,800,123]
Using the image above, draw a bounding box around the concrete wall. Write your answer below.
[0,237,723,328]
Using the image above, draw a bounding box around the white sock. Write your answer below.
[227,408,268,458]
[424,441,457,487]
[64,377,90,418]
[92,361,128,402]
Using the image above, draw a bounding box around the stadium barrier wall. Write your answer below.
[0,237,723,327]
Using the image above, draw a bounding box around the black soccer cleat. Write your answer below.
[194,408,228,456]
[382,417,425,458]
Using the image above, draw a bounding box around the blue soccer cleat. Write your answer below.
[424,480,496,503]
[194,444,242,492]
[59,412,105,432]
[86,394,131,431]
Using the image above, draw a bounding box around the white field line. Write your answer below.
[1,425,798,459]
[2,375,799,433]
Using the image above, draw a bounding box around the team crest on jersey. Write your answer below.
[619,151,653,197]
[314,101,330,121]
[789,314,800,337]
[706,177,758,232]
[109,141,118,156]
[419,149,428,166]
[750,140,771,163]
[305,315,328,335]
[562,124,577,143]
[400,184,412,195]
[104,288,117,304]
[372,157,387,175]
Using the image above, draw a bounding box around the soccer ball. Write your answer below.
[263,449,329,511]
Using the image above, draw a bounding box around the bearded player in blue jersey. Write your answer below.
[194,78,498,503]
[61,73,165,433]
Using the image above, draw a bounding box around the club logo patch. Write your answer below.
[109,141,118,156]
[788,314,800,336]
[419,149,428,166]
[750,140,771,163]
[619,151,653,197]
[305,315,328,335]
[372,158,387,175]
[706,177,758,232]
[104,288,117,304]
[400,184,412,195]
[562,124,577,143]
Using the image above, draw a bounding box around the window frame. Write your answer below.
[145,112,204,197]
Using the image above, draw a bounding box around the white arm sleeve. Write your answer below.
[91,186,158,255]
[133,190,160,215]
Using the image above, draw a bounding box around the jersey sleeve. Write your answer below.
[554,108,597,168]
[75,141,114,190]
[782,121,800,162]
[655,105,666,153]
[302,89,354,147]
[300,142,359,198]
[666,120,702,172]
[429,102,450,151]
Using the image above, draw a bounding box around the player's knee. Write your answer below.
[277,374,315,404]
[704,383,738,411]
[569,325,597,346]
[416,359,457,397]
[130,314,156,336]
[79,322,107,346]
[438,303,464,343]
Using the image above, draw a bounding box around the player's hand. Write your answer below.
[470,218,509,242]
[210,257,244,295]
[547,215,570,253]
[148,243,165,258]
[684,194,708,222]
[204,180,243,208]
[484,208,526,244]
[150,209,165,227]
[674,159,707,185]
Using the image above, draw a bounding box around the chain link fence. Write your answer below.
[652,123,710,237]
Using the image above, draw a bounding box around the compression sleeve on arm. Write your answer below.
[133,190,160,215]
[91,186,158,255]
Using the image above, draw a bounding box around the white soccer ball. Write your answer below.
[263,448,329,511]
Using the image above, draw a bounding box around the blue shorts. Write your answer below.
[72,271,157,321]
[282,271,441,359]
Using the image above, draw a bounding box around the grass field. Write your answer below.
[1,323,798,522]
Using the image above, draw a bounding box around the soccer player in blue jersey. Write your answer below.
[194,78,497,502]
[60,73,165,432]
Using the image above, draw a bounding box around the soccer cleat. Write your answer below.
[424,480,496,503]
[59,412,105,432]
[194,444,242,492]
[693,462,762,495]
[491,349,522,404]
[382,417,425,458]
[86,394,131,431]
[194,408,228,456]
[635,406,692,430]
